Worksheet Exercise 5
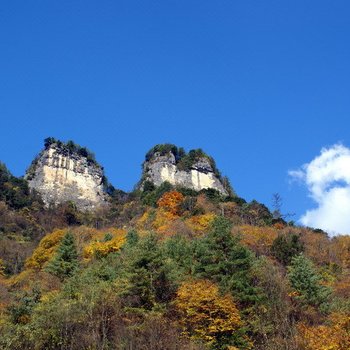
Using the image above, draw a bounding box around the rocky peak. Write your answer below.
[148,151,176,165]
[25,138,108,210]
[141,144,230,195]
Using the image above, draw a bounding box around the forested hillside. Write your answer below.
[1,159,350,350]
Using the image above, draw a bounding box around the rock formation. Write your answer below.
[25,139,108,210]
[140,144,230,195]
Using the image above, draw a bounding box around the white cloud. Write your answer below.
[289,144,350,236]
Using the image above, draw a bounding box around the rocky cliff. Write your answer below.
[140,144,230,195]
[25,139,108,210]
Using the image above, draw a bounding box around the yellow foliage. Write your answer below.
[40,290,59,303]
[70,226,101,252]
[297,313,350,350]
[175,279,250,347]
[0,258,5,277]
[7,269,37,289]
[239,225,279,255]
[25,229,66,270]
[185,213,216,236]
[137,207,179,235]
[152,208,178,233]
[83,229,126,260]
[137,210,151,228]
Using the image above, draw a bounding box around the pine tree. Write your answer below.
[288,254,331,307]
[120,233,175,309]
[271,233,304,265]
[194,216,258,306]
[45,232,79,281]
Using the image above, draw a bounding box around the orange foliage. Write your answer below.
[273,222,285,230]
[239,225,279,255]
[137,193,187,235]
[301,229,331,266]
[175,279,250,347]
[25,229,66,270]
[297,313,350,350]
[157,191,184,215]
[330,236,350,269]
[196,193,217,213]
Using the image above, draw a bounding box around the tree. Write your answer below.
[118,233,175,309]
[288,254,331,308]
[272,193,283,220]
[271,233,304,265]
[44,137,56,149]
[8,287,41,324]
[45,232,79,281]
[175,279,251,349]
[157,190,184,216]
[193,216,258,306]
[297,313,350,350]
[0,162,32,209]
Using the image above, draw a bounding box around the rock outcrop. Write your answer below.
[140,144,229,195]
[25,139,108,210]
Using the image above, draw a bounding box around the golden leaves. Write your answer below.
[82,229,126,260]
[174,279,248,346]
[297,313,350,350]
[25,229,66,270]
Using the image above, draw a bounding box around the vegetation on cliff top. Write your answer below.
[145,143,222,177]
[43,137,99,166]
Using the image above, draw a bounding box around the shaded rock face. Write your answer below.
[142,151,228,195]
[26,145,107,210]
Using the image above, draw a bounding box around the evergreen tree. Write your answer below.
[124,229,139,248]
[120,233,175,309]
[194,216,258,306]
[45,232,79,281]
[288,254,331,308]
[271,233,304,265]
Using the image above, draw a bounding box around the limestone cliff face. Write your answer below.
[25,142,107,210]
[141,146,229,195]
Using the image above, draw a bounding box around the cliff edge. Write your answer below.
[140,144,231,195]
[25,138,108,210]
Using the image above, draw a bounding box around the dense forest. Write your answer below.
[1,161,350,350]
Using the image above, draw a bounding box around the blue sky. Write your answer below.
[1,1,350,230]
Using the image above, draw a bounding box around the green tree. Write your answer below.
[288,254,331,308]
[0,162,32,209]
[119,233,175,309]
[8,287,41,324]
[194,216,258,306]
[271,233,304,265]
[162,234,194,282]
[124,229,139,248]
[44,137,56,149]
[45,232,79,281]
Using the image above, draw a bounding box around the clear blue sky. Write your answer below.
[1,1,349,221]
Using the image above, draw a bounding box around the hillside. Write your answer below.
[0,140,350,350]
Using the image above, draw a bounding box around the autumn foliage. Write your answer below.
[175,279,251,349]
[157,190,184,215]
[2,184,350,350]
[25,229,66,270]
[297,313,350,350]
